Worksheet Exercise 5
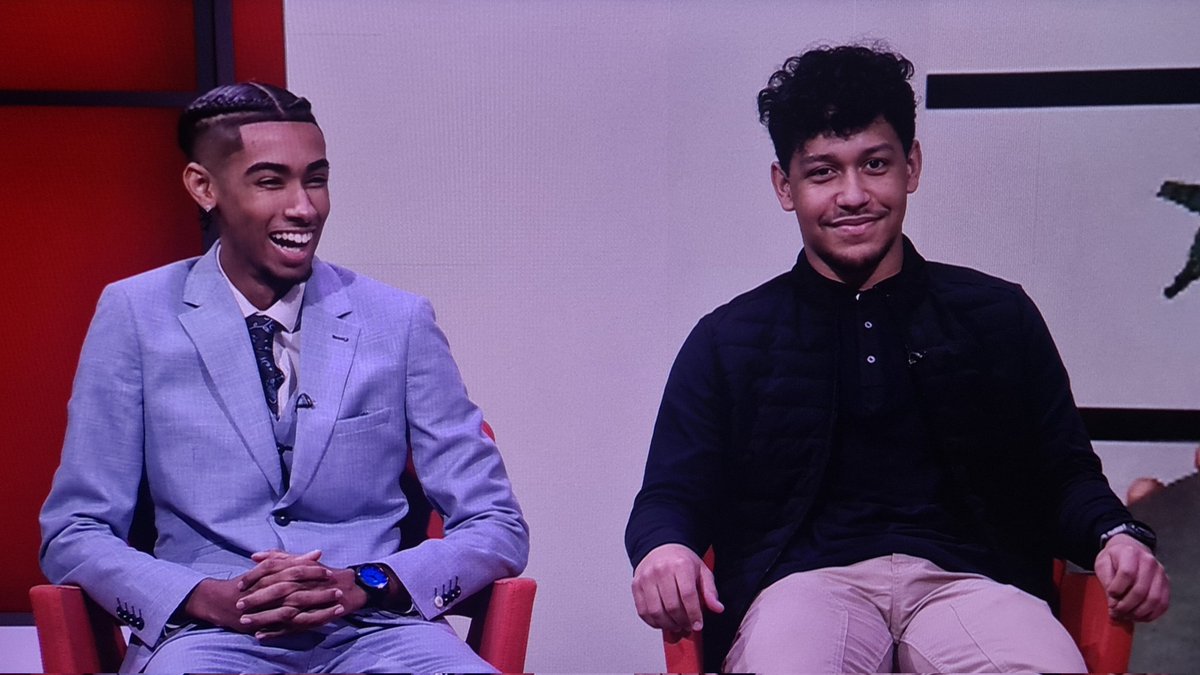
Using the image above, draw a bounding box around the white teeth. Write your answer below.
[270,231,313,248]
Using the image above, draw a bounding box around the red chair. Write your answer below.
[1054,560,1134,673]
[661,554,1133,673]
[31,422,536,673]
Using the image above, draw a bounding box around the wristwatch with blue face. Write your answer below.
[351,563,391,605]
[1100,520,1157,553]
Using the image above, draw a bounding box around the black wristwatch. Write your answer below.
[351,563,391,606]
[1100,520,1157,553]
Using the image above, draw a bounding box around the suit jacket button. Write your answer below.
[273,511,291,526]
[133,617,145,630]
[433,595,444,609]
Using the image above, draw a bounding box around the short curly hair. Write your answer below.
[178,82,318,161]
[757,44,916,172]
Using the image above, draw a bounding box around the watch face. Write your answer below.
[357,564,389,591]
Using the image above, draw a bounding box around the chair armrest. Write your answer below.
[663,628,704,673]
[1057,571,1134,673]
[460,577,537,673]
[29,583,127,673]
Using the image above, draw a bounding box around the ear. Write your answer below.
[182,161,217,211]
[905,139,922,194]
[770,161,795,212]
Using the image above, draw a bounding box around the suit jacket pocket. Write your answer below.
[332,407,393,436]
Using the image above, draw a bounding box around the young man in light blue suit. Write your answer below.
[39,83,529,673]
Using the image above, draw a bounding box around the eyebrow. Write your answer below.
[796,143,896,166]
[244,158,330,175]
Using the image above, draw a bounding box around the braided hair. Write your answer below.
[178,82,318,161]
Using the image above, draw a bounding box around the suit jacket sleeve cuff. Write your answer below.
[81,562,209,648]
[379,548,470,620]
[140,571,210,646]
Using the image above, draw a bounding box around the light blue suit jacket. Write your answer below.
[39,246,529,647]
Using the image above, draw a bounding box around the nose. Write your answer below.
[285,186,318,223]
[835,173,870,211]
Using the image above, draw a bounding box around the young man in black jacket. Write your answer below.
[625,44,1168,672]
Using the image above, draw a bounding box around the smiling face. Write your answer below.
[771,117,921,290]
[184,121,330,308]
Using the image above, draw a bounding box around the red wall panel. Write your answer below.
[1,108,199,613]
[0,0,196,91]
[1,0,286,613]
[234,0,287,85]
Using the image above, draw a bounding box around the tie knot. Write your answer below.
[246,314,280,337]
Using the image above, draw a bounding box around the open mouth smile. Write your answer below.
[269,231,314,252]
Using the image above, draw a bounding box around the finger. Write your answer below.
[241,596,344,631]
[254,604,345,640]
[1110,568,1150,618]
[238,576,336,612]
[277,587,344,612]
[1131,567,1170,622]
[633,570,678,631]
[250,549,285,563]
[1109,551,1162,618]
[658,576,693,634]
[1146,570,1170,622]
[1102,552,1137,602]
[240,604,301,630]
[241,572,331,598]
[247,550,322,571]
[238,582,304,613]
[675,572,704,632]
[634,576,674,631]
[240,557,332,592]
[1093,551,1114,590]
[251,549,322,562]
[285,603,346,628]
[246,549,321,569]
[243,563,334,592]
[699,565,724,614]
[631,544,708,633]
[631,578,650,620]
[240,558,286,590]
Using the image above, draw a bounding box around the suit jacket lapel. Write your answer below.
[178,249,284,495]
[279,260,358,507]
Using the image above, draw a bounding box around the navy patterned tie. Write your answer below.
[246,314,285,416]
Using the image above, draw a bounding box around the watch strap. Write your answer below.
[1100,520,1157,553]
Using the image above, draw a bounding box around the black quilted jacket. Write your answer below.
[625,238,1132,669]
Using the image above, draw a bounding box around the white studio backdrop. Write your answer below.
[283,1,1200,671]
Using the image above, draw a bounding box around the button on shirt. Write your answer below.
[767,267,997,588]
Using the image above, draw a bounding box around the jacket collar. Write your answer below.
[179,247,357,500]
[791,235,927,308]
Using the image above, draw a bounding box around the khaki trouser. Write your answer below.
[725,553,1087,673]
